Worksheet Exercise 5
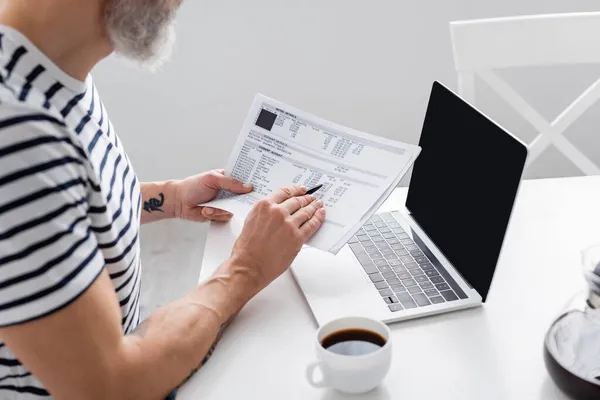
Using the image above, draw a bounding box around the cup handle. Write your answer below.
[306,361,328,388]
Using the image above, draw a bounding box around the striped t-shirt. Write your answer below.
[0,26,142,398]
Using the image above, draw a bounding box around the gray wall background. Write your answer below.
[90,1,600,311]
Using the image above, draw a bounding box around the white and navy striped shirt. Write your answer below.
[0,26,142,398]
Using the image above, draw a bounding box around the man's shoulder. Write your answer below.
[0,85,65,122]
[0,91,89,162]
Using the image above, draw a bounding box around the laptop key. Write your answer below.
[420,263,435,270]
[382,271,396,279]
[400,299,418,309]
[349,243,363,253]
[420,282,434,289]
[413,293,431,307]
[372,236,385,242]
[404,262,419,269]
[430,296,445,304]
[394,249,409,256]
[392,228,405,234]
[387,238,401,245]
[405,244,418,251]
[369,273,385,283]
[361,263,379,275]
[390,284,406,293]
[424,288,439,297]
[388,304,403,312]
[397,233,410,239]
[386,277,401,285]
[366,246,381,255]
[388,222,401,228]
[384,254,399,261]
[392,266,407,273]
[390,243,404,250]
[376,242,390,249]
[425,269,440,277]
[379,289,394,297]
[388,296,399,304]
[356,255,372,265]
[374,259,389,267]
[378,266,393,273]
[367,230,379,237]
[383,233,396,239]
[409,250,424,257]
[379,228,392,234]
[397,272,412,280]
[399,256,414,263]
[402,278,417,287]
[371,253,384,260]
[440,290,459,301]
[408,286,422,294]
[414,275,429,283]
[388,259,403,266]
[375,222,387,228]
[364,225,376,231]
[435,283,451,291]
[414,256,429,264]
[374,281,389,289]
[357,235,370,242]
[363,241,376,248]
[397,292,412,302]
[411,270,426,278]
[430,276,445,284]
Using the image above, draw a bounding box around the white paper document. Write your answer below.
[201,94,421,254]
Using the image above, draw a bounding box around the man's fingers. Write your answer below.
[207,214,233,222]
[210,172,253,194]
[270,185,307,204]
[299,208,326,240]
[280,194,315,215]
[202,207,232,218]
[290,200,323,227]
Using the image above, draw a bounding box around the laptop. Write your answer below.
[291,81,528,326]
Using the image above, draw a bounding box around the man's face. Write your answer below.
[104,0,182,71]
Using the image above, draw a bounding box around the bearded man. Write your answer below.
[0,1,326,399]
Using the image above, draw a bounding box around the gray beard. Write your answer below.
[104,0,177,71]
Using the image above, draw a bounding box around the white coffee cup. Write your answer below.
[306,316,392,394]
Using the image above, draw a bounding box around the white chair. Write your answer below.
[450,12,600,176]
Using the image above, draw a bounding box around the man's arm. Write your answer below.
[0,257,256,400]
[0,185,325,400]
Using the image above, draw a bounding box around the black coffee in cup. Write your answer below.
[321,329,386,356]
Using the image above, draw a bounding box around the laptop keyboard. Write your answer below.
[348,211,462,312]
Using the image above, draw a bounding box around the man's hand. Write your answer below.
[228,185,326,293]
[175,169,253,222]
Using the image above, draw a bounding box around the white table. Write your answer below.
[177,177,600,400]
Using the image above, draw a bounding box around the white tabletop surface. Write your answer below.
[177,176,600,400]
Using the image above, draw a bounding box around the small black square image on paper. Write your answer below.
[255,109,278,131]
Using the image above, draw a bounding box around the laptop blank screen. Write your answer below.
[405,82,527,301]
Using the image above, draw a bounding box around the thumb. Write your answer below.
[210,172,253,194]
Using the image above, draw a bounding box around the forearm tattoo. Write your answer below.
[183,315,236,383]
[130,314,236,387]
[143,192,165,213]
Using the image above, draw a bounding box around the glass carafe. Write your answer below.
[544,244,600,399]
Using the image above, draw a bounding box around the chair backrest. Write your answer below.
[450,12,600,176]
